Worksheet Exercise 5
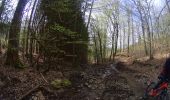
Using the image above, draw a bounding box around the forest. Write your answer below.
[0,0,169,99]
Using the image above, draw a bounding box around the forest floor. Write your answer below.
[0,52,168,100]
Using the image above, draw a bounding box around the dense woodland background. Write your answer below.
[0,0,169,67]
[0,0,170,99]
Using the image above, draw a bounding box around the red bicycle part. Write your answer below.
[148,82,168,97]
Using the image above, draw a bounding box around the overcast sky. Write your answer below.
[2,0,166,23]
[154,0,164,7]
[86,0,165,18]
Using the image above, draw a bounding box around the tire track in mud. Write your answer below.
[113,57,146,99]
[121,72,144,100]
[115,57,154,100]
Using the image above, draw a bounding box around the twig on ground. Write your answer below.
[40,73,49,84]
[18,85,40,100]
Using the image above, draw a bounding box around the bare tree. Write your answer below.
[5,0,29,67]
[132,0,149,56]
[165,0,170,13]
[86,0,95,29]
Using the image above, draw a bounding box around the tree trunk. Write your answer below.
[0,0,6,53]
[132,0,148,56]
[131,16,135,51]
[109,24,114,61]
[97,30,103,63]
[5,0,28,67]
[165,0,170,13]
[26,0,38,64]
[119,26,122,52]
[86,0,94,29]
[114,23,119,58]
[127,10,130,57]
[0,0,6,20]
[93,33,99,64]
[123,22,126,52]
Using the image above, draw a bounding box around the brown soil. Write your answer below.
[0,53,166,100]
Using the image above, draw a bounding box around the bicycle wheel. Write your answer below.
[145,82,156,97]
[156,95,163,100]
[162,93,169,100]
[156,91,169,100]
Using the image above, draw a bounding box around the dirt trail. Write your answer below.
[121,72,144,99]
[117,58,142,90]
[114,56,159,99]
[0,53,164,100]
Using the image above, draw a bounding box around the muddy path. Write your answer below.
[121,73,143,99]
[22,60,155,100]
[114,56,165,100]
[0,56,163,100]
[64,59,151,100]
